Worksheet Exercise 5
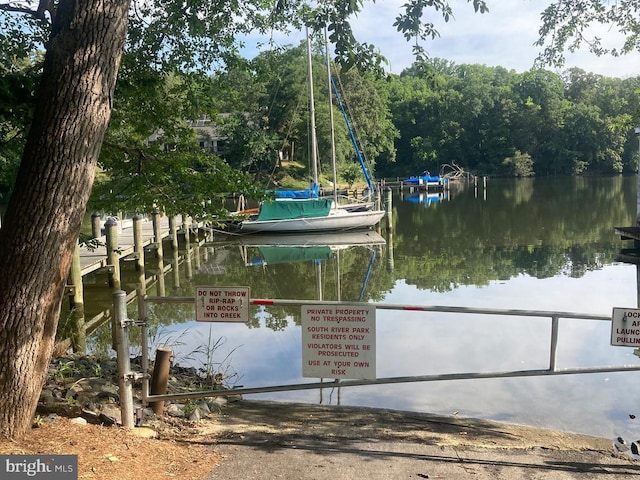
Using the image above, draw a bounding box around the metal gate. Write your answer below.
[111,290,640,427]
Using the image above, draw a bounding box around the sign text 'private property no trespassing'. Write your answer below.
[301,304,376,379]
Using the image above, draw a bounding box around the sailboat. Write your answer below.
[229,28,385,234]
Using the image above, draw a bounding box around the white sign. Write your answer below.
[611,307,640,346]
[301,304,376,379]
[195,286,250,323]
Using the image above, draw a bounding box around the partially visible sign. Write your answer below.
[611,307,640,346]
[195,286,250,323]
[301,304,376,379]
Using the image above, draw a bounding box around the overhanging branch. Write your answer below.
[0,0,54,21]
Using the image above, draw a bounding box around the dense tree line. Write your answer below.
[380,61,640,178]
[4,48,640,204]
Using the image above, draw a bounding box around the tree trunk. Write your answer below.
[0,0,130,439]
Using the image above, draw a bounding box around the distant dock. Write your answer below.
[615,225,640,264]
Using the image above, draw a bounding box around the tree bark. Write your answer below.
[0,0,130,439]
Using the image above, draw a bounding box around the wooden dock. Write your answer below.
[78,214,181,276]
[615,226,640,264]
[615,226,640,242]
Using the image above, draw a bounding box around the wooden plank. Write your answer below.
[615,226,640,242]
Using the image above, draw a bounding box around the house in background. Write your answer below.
[147,115,229,156]
[187,115,230,156]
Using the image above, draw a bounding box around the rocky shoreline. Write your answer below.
[38,354,235,430]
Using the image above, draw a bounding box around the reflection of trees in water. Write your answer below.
[79,176,636,344]
[504,177,534,206]
[393,176,635,292]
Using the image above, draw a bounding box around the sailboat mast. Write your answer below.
[306,27,319,187]
[325,25,338,203]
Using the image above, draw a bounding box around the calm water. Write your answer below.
[86,176,640,440]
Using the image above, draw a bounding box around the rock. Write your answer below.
[166,404,185,418]
[37,402,83,417]
[39,390,56,405]
[40,354,233,431]
[188,408,201,422]
[44,414,60,424]
[70,417,88,425]
[197,401,211,416]
[130,426,157,438]
[99,406,121,425]
[209,397,227,409]
[143,408,155,418]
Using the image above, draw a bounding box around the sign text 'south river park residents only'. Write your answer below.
[301,304,376,379]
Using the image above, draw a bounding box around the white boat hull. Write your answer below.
[238,208,385,234]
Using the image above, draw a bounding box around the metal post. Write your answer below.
[635,127,640,225]
[138,290,149,407]
[105,217,121,350]
[549,315,559,371]
[113,290,134,428]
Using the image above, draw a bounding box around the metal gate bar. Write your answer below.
[147,364,640,403]
[132,294,629,406]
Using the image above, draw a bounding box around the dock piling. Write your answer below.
[152,210,163,258]
[105,217,121,290]
[91,212,101,238]
[169,216,179,250]
[133,214,147,295]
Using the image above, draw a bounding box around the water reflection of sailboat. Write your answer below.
[234,230,385,303]
[236,230,385,273]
